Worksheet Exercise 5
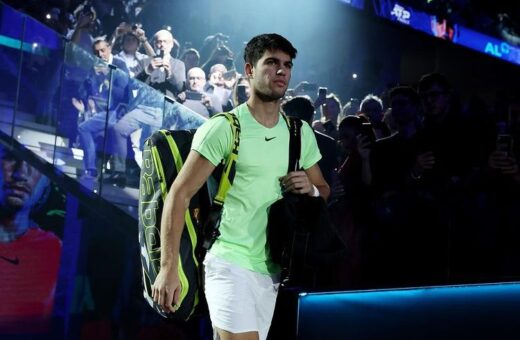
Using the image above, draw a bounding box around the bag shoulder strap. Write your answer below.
[282,115,302,172]
[209,112,241,207]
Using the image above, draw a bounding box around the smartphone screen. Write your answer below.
[496,134,513,155]
[318,87,327,96]
[185,90,203,101]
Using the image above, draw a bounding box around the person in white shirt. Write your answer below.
[117,32,146,78]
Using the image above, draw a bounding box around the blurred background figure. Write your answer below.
[0,144,62,334]
[282,96,338,187]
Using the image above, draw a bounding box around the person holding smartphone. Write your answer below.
[135,29,186,98]
[179,67,223,118]
[109,29,186,187]
[488,133,520,181]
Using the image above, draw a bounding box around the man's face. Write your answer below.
[248,49,292,101]
[0,148,43,212]
[188,69,206,92]
[123,35,139,54]
[154,31,173,55]
[390,94,418,127]
[322,98,340,121]
[209,71,224,87]
[420,83,449,117]
[183,53,199,71]
[361,100,383,123]
[93,41,111,62]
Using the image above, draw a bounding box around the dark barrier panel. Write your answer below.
[297,282,520,339]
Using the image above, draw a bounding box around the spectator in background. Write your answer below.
[73,96,99,128]
[416,72,471,187]
[331,115,375,288]
[382,108,398,136]
[199,33,229,61]
[206,63,232,107]
[180,67,222,118]
[91,37,128,72]
[73,39,128,178]
[116,32,146,78]
[341,98,361,119]
[283,96,338,187]
[69,3,99,52]
[0,145,61,334]
[371,86,423,193]
[135,29,186,98]
[74,37,129,179]
[230,76,251,107]
[180,48,201,76]
[313,93,342,140]
[201,41,235,76]
[207,63,226,88]
[369,86,447,287]
[75,37,129,110]
[359,94,389,139]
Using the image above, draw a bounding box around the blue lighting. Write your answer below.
[340,0,520,67]
[298,282,520,339]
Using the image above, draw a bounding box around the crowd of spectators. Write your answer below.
[6,0,520,290]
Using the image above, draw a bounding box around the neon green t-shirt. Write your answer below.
[191,103,321,274]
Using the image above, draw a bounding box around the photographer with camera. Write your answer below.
[200,33,235,76]
[69,2,98,52]
[179,67,222,118]
[205,63,234,108]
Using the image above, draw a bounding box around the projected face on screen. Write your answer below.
[0,146,47,218]
[0,144,62,334]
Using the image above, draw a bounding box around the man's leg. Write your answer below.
[78,113,109,175]
[111,106,162,172]
[110,108,146,187]
[204,253,278,340]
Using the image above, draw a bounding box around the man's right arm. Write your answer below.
[152,150,216,313]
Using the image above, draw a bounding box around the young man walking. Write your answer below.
[152,33,329,340]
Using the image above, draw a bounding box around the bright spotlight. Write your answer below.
[352,73,358,79]
[45,13,51,20]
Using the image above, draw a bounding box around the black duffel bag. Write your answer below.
[266,117,346,289]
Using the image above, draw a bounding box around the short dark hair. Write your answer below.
[244,33,297,66]
[338,115,363,137]
[122,32,139,43]
[389,86,421,106]
[181,48,200,59]
[282,96,314,124]
[418,72,451,93]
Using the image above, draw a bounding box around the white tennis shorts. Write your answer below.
[203,252,280,340]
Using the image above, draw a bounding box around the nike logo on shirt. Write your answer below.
[265,137,276,141]
[0,255,19,265]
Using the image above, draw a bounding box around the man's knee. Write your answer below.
[77,122,88,134]
[112,116,136,139]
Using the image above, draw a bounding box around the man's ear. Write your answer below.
[245,63,253,78]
